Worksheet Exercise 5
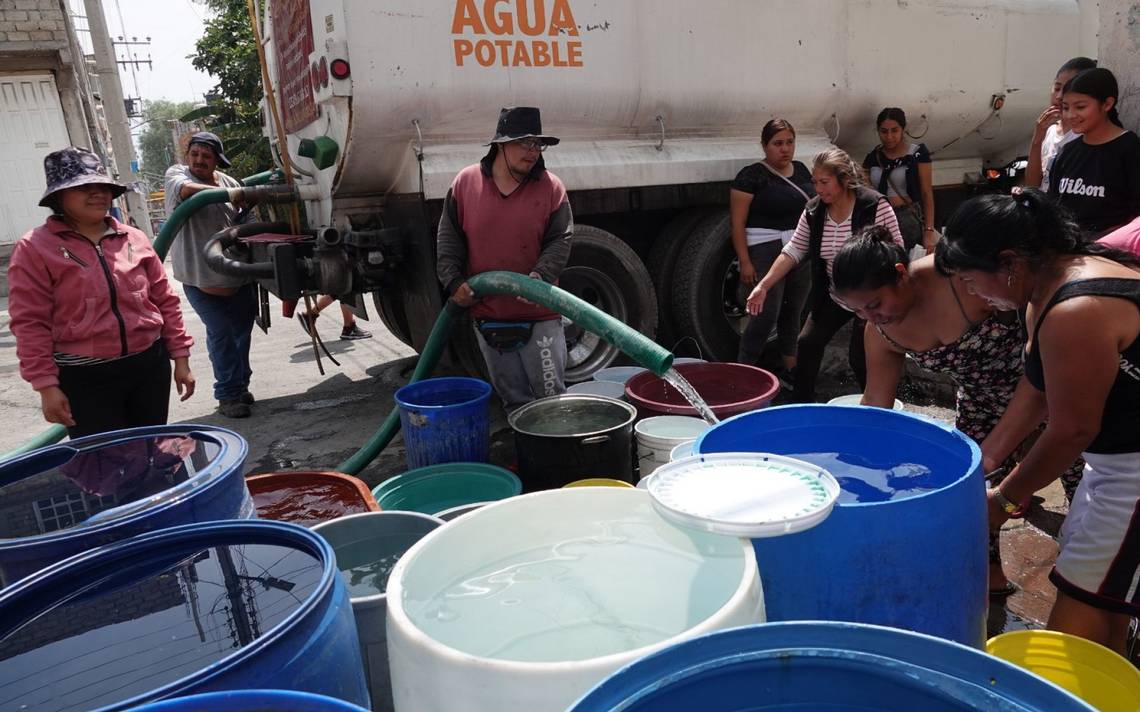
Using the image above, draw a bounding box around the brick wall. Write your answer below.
[0,0,69,45]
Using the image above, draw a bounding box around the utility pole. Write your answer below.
[81,0,152,237]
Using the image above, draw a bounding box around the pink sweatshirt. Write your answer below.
[8,216,193,390]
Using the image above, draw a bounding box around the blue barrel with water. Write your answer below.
[0,425,252,588]
[132,690,371,711]
[569,622,1094,711]
[0,520,369,710]
[696,404,987,646]
[395,377,493,469]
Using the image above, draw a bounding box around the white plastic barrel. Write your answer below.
[385,488,764,711]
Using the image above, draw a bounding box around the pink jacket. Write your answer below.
[8,216,193,390]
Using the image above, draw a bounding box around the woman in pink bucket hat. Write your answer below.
[8,147,196,437]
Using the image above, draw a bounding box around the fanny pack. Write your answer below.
[475,319,535,352]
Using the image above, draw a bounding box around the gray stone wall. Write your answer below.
[0,0,69,47]
[1099,0,1140,134]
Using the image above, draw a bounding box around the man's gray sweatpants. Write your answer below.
[474,319,567,413]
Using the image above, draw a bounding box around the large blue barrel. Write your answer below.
[0,425,252,587]
[394,377,492,469]
[0,520,370,710]
[132,690,371,711]
[569,622,1094,711]
[696,404,987,646]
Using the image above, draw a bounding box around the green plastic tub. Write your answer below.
[371,463,521,515]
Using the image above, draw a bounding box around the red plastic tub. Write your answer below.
[624,362,779,419]
[246,471,380,527]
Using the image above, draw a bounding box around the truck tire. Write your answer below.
[561,225,658,382]
[670,210,745,362]
[371,290,414,347]
[645,208,713,353]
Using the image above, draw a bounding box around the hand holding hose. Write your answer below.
[451,282,479,308]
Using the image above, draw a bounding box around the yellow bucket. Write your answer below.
[986,630,1140,712]
[563,478,634,488]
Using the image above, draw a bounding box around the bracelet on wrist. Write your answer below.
[992,488,1027,518]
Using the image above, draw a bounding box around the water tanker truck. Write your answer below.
[244,0,1092,379]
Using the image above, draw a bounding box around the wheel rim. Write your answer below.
[559,265,627,381]
[722,257,747,337]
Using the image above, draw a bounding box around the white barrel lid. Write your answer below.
[646,452,840,538]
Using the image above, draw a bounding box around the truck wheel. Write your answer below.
[371,290,414,347]
[646,208,712,353]
[561,225,658,382]
[670,210,745,362]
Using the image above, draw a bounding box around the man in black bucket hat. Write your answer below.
[437,107,573,412]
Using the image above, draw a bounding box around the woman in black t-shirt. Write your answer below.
[863,107,937,253]
[730,119,815,369]
[1049,68,1140,237]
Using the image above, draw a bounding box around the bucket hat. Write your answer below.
[187,131,232,168]
[486,107,560,146]
[38,147,127,207]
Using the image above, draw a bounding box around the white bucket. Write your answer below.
[567,380,627,400]
[635,416,710,477]
[386,488,763,712]
[592,366,647,384]
[827,394,905,410]
[669,439,696,462]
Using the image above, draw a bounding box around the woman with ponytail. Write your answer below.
[1048,67,1140,236]
[746,148,903,402]
[833,225,1084,598]
[935,187,1140,652]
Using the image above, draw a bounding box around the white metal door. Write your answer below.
[0,75,71,246]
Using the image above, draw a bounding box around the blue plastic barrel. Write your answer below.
[394,377,492,469]
[696,404,987,646]
[0,520,369,710]
[132,690,370,711]
[569,622,1094,711]
[0,425,252,588]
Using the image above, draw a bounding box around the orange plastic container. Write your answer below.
[246,471,380,527]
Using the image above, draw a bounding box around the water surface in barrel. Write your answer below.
[0,542,323,710]
[406,512,743,662]
[335,533,427,598]
[785,451,939,504]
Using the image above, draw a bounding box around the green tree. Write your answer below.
[190,0,271,179]
[138,99,197,179]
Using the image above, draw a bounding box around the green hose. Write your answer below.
[337,301,464,474]
[338,271,673,475]
[1,171,290,463]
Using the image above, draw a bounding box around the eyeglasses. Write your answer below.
[512,138,547,153]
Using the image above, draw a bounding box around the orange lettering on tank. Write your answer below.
[451,0,584,68]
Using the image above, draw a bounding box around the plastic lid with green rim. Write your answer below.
[646,452,840,538]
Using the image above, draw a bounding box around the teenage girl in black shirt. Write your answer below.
[1048,68,1140,237]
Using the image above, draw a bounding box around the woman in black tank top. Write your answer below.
[935,188,1140,653]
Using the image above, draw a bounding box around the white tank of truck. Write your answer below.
[258,0,1092,374]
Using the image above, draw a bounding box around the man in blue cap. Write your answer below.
[164,132,256,418]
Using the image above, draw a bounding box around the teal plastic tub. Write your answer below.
[371,463,521,515]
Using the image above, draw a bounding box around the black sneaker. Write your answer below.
[297,311,318,336]
[217,399,251,418]
[340,324,372,340]
[240,391,255,405]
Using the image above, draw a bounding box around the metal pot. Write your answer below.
[508,395,638,491]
